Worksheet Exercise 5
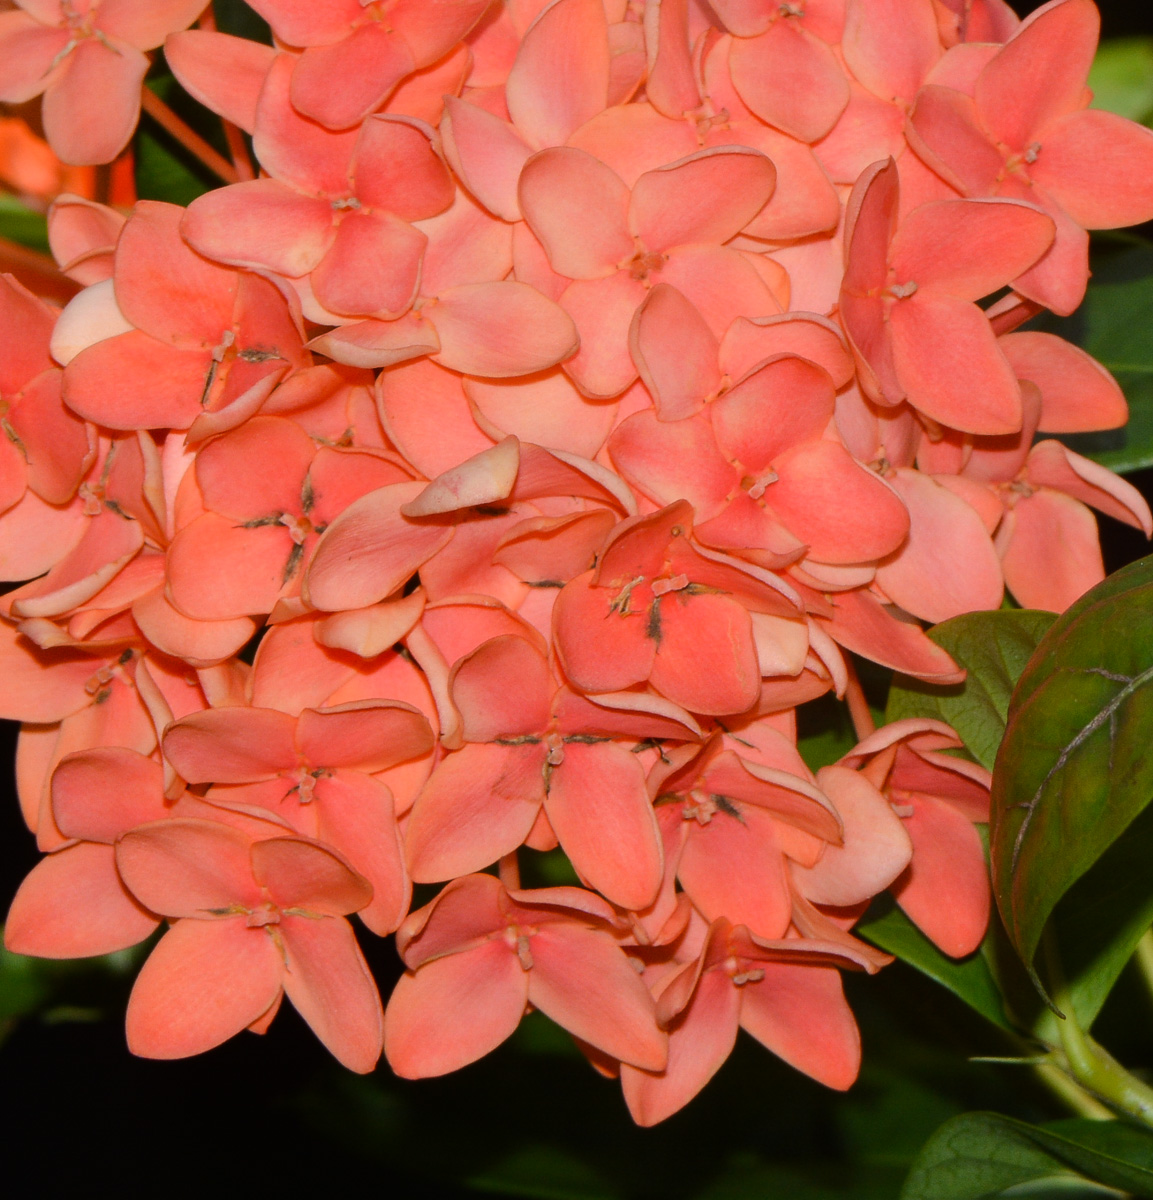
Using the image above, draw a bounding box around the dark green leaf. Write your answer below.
[1035,244,1153,475]
[1034,798,1153,1040]
[990,555,1153,991]
[1089,38,1153,124]
[901,1113,1153,1199]
[887,611,1057,771]
[857,897,1014,1033]
[136,76,222,205]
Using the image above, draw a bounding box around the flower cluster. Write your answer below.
[3,0,1152,1123]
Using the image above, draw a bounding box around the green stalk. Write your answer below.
[1043,929,1153,1128]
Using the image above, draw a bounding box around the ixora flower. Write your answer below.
[0,0,209,163]
[3,0,1152,1126]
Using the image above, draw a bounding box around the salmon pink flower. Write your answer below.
[384,873,667,1077]
[182,56,456,321]
[908,0,1153,314]
[518,143,778,396]
[404,632,668,911]
[245,0,490,129]
[165,416,412,621]
[116,817,384,1070]
[610,347,910,568]
[840,157,1055,433]
[60,201,308,432]
[161,697,434,934]
[0,0,209,164]
[840,718,992,956]
[621,917,879,1126]
[552,499,804,715]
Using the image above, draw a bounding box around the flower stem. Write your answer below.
[139,86,238,184]
[844,657,875,742]
[1043,929,1153,1127]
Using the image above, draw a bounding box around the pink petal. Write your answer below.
[378,359,492,477]
[559,272,646,398]
[385,940,528,1076]
[892,794,990,957]
[792,765,911,906]
[405,742,546,882]
[126,918,283,1059]
[5,843,158,958]
[628,283,721,421]
[552,571,657,693]
[719,313,854,388]
[43,37,147,165]
[251,836,372,915]
[974,0,1099,152]
[650,591,762,716]
[163,707,297,783]
[545,742,662,911]
[290,25,415,129]
[875,468,1003,623]
[622,967,739,1126]
[729,21,849,143]
[888,291,1023,434]
[441,96,533,221]
[303,481,455,611]
[842,0,941,104]
[518,146,633,279]
[1027,441,1152,533]
[95,0,209,50]
[8,370,88,507]
[643,0,700,119]
[402,436,519,517]
[890,199,1055,301]
[527,923,666,1069]
[630,146,776,252]
[166,512,295,620]
[0,12,68,104]
[430,281,579,377]
[115,818,263,916]
[182,180,334,278]
[450,634,552,741]
[1030,108,1153,229]
[998,488,1100,612]
[906,84,1004,195]
[298,700,433,771]
[0,273,56,392]
[113,200,237,347]
[312,209,425,319]
[352,115,455,219]
[52,746,165,842]
[314,771,409,935]
[252,55,358,194]
[767,440,910,565]
[505,0,610,147]
[609,409,734,517]
[165,29,274,134]
[999,331,1127,433]
[676,806,792,938]
[739,962,860,1088]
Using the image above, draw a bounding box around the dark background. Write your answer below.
[2,3,1153,1196]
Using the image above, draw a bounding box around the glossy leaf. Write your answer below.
[1038,243,1153,475]
[901,1113,1153,1199]
[990,555,1153,993]
[887,611,1057,772]
[857,897,1014,1034]
[0,195,50,253]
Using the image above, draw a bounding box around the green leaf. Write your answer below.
[990,555,1153,991]
[1089,38,1153,125]
[902,1113,1153,1199]
[136,75,222,206]
[886,610,1057,771]
[857,897,1014,1033]
[1035,243,1153,475]
[1034,797,1153,1040]
[0,194,50,254]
